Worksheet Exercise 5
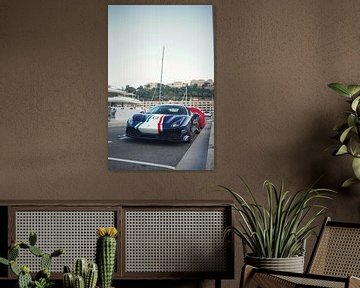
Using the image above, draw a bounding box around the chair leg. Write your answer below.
[215,278,221,288]
[240,265,255,288]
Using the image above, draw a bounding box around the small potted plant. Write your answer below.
[0,232,63,288]
[220,178,334,272]
[96,227,118,288]
[328,82,360,187]
[62,258,98,288]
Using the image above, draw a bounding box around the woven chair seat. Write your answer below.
[277,274,347,288]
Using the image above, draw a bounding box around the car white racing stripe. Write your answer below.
[138,114,164,134]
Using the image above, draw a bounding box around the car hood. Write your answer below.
[132,113,187,124]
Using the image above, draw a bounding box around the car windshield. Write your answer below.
[148,105,188,115]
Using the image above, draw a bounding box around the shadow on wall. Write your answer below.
[303,113,350,189]
[264,108,360,221]
[267,110,353,191]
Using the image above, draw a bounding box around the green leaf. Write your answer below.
[29,246,44,257]
[352,157,360,179]
[349,136,360,156]
[342,177,360,188]
[10,261,20,276]
[340,126,353,143]
[19,243,29,249]
[29,232,37,246]
[347,114,356,128]
[336,145,348,155]
[21,265,30,274]
[347,85,360,97]
[50,248,63,257]
[18,271,32,288]
[351,96,360,111]
[0,257,9,266]
[328,83,351,97]
[8,247,19,261]
[40,254,51,270]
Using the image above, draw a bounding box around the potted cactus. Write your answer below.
[62,258,98,288]
[96,227,118,288]
[0,232,64,288]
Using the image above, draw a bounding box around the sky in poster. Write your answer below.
[108,5,214,89]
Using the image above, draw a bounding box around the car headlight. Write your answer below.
[128,117,134,125]
[171,119,184,128]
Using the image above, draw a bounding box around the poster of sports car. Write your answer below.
[108,5,214,171]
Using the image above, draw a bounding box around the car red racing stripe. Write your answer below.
[157,115,164,133]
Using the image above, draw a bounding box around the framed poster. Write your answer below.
[108,5,214,171]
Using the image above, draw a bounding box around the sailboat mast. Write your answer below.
[159,45,165,102]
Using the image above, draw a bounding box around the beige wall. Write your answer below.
[1,0,360,287]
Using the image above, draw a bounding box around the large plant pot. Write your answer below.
[245,254,304,273]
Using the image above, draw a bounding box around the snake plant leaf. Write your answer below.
[222,179,335,258]
[340,126,353,143]
[328,83,351,97]
[347,85,360,97]
[342,177,360,188]
[352,157,360,179]
[336,144,348,155]
[351,96,360,111]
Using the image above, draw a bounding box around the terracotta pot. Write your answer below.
[245,254,305,273]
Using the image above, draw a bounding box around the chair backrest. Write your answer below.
[307,217,360,277]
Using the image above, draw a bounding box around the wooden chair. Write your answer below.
[241,217,360,288]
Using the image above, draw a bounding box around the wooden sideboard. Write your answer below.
[0,201,234,288]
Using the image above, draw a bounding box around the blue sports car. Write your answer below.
[126,104,201,142]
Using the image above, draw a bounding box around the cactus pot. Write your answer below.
[245,254,304,273]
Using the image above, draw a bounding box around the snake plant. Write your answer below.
[328,83,360,187]
[220,178,335,258]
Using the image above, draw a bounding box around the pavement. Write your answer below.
[108,117,214,170]
[175,119,214,170]
[206,120,214,170]
[108,119,127,127]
